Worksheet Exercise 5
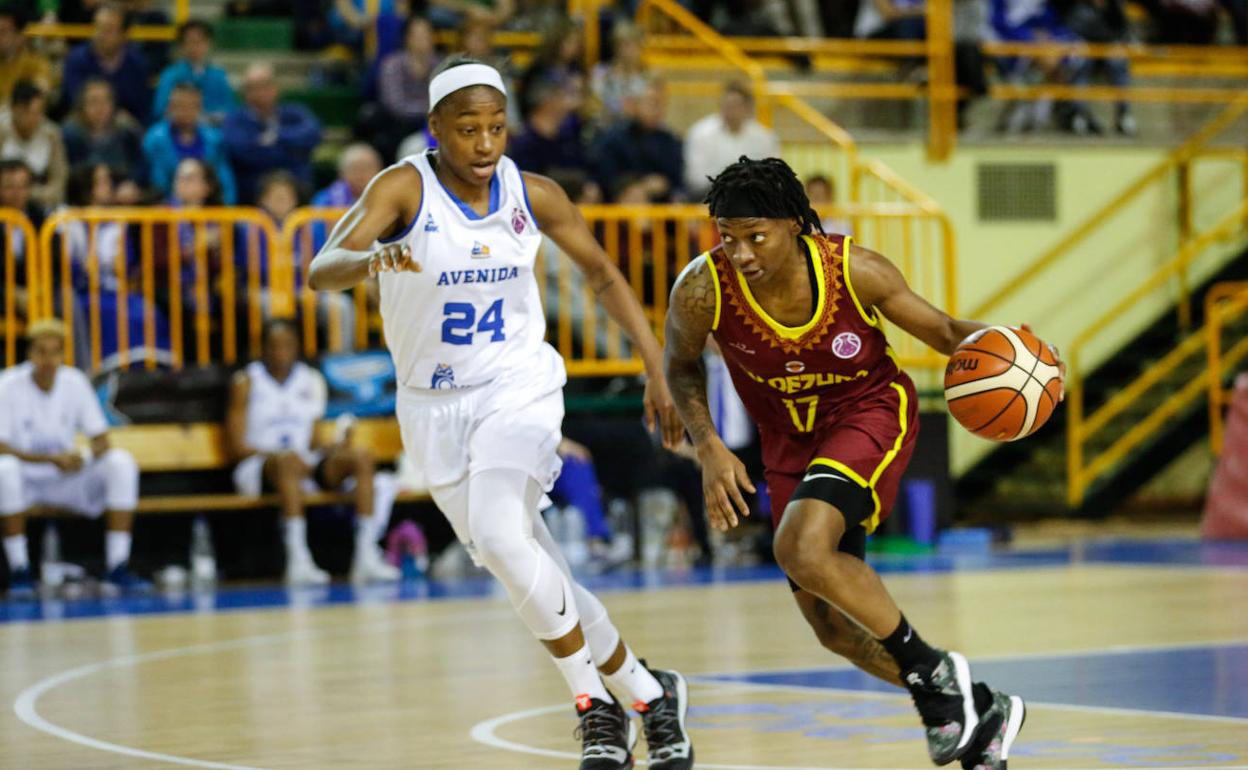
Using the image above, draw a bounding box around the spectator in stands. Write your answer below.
[225,318,400,585]
[590,80,684,203]
[988,0,1088,134]
[0,159,37,322]
[62,78,146,187]
[149,158,223,347]
[312,142,381,208]
[683,82,780,200]
[61,4,152,126]
[855,0,927,40]
[458,15,509,73]
[590,21,648,124]
[517,18,584,121]
[693,0,783,34]
[1055,0,1136,135]
[224,63,323,204]
[427,0,514,29]
[805,174,853,235]
[373,16,439,162]
[547,437,633,569]
[0,318,146,597]
[508,78,589,177]
[143,82,237,204]
[0,81,68,208]
[505,0,563,31]
[154,20,236,127]
[0,9,52,105]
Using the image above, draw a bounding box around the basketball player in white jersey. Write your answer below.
[308,56,693,770]
[225,319,400,586]
[0,319,146,597]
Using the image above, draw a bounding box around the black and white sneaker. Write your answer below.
[903,651,979,765]
[636,664,693,770]
[575,696,636,769]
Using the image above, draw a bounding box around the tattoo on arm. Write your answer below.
[811,599,902,687]
[664,259,719,445]
[592,275,616,295]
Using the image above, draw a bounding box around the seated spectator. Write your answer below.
[61,3,152,126]
[508,78,589,177]
[683,82,779,200]
[153,20,237,126]
[590,21,648,124]
[224,63,323,204]
[855,0,927,39]
[427,0,514,29]
[988,0,1089,134]
[330,0,397,47]
[143,82,237,203]
[0,81,67,208]
[225,319,400,585]
[505,0,564,31]
[590,80,684,202]
[547,438,632,569]
[0,8,52,105]
[0,158,39,324]
[373,16,439,162]
[61,78,146,186]
[313,142,381,208]
[517,18,584,120]
[0,318,146,598]
[1055,0,1136,135]
[458,15,510,74]
[805,174,853,235]
[258,168,301,225]
[149,158,224,342]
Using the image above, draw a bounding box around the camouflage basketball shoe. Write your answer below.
[575,696,636,769]
[962,689,1026,770]
[635,665,693,770]
[902,650,980,765]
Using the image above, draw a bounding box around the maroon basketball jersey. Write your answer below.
[706,234,915,473]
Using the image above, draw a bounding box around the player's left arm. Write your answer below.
[523,171,683,448]
[849,243,986,355]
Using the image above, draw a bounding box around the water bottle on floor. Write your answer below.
[42,523,63,588]
[190,516,217,586]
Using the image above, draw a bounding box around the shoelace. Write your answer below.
[641,698,683,754]
[575,704,624,750]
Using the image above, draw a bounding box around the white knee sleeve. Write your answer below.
[533,510,620,665]
[468,469,579,641]
[0,455,25,515]
[99,449,139,511]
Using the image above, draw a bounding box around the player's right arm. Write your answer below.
[307,164,424,292]
[665,256,755,531]
[0,382,74,468]
[225,371,256,463]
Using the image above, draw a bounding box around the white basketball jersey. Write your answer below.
[378,150,556,391]
[0,363,108,456]
[242,361,327,455]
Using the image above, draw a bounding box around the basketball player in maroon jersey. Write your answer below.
[665,158,1059,769]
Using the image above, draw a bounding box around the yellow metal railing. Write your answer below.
[27,0,189,41]
[1205,283,1248,455]
[282,208,372,359]
[1066,200,1248,505]
[0,210,40,367]
[37,207,281,371]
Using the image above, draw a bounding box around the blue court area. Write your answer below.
[2,537,1246,624]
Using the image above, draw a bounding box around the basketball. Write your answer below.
[944,326,1064,441]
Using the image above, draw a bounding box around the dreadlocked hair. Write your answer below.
[703,156,824,236]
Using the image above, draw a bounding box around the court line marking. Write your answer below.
[468,686,1248,770]
[12,608,513,770]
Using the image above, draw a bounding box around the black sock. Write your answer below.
[878,615,942,673]
[972,682,994,716]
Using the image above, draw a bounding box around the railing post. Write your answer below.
[1207,291,1225,454]
[925,0,957,161]
[1065,349,1084,508]
[582,0,601,75]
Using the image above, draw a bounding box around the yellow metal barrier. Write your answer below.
[0,210,39,367]
[1206,283,1248,455]
[281,208,372,360]
[27,0,189,41]
[1065,200,1248,506]
[39,207,281,372]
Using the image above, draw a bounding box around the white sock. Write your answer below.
[283,517,312,562]
[357,515,379,547]
[552,643,613,705]
[604,645,664,706]
[105,530,131,570]
[4,534,29,570]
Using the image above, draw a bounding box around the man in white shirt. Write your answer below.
[0,319,143,597]
[682,81,781,199]
[225,319,399,586]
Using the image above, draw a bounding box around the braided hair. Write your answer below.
[703,156,824,236]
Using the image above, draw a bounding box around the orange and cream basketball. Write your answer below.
[944,326,1063,441]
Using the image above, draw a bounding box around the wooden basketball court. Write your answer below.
[1,539,1246,769]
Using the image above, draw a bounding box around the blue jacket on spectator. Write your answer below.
[590,120,684,201]
[223,104,322,204]
[153,61,237,122]
[143,120,237,204]
[62,43,152,126]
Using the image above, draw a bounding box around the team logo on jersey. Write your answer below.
[511,206,528,234]
[470,241,491,259]
[424,215,439,232]
[785,361,806,373]
[831,332,862,359]
[431,363,456,389]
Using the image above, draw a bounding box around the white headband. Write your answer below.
[429,64,508,113]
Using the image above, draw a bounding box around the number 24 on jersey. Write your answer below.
[441,299,506,345]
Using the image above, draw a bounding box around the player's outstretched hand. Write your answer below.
[1019,323,1066,401]
[643,374,684,450]
[696,439,756,531]
[367,243,422,276]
